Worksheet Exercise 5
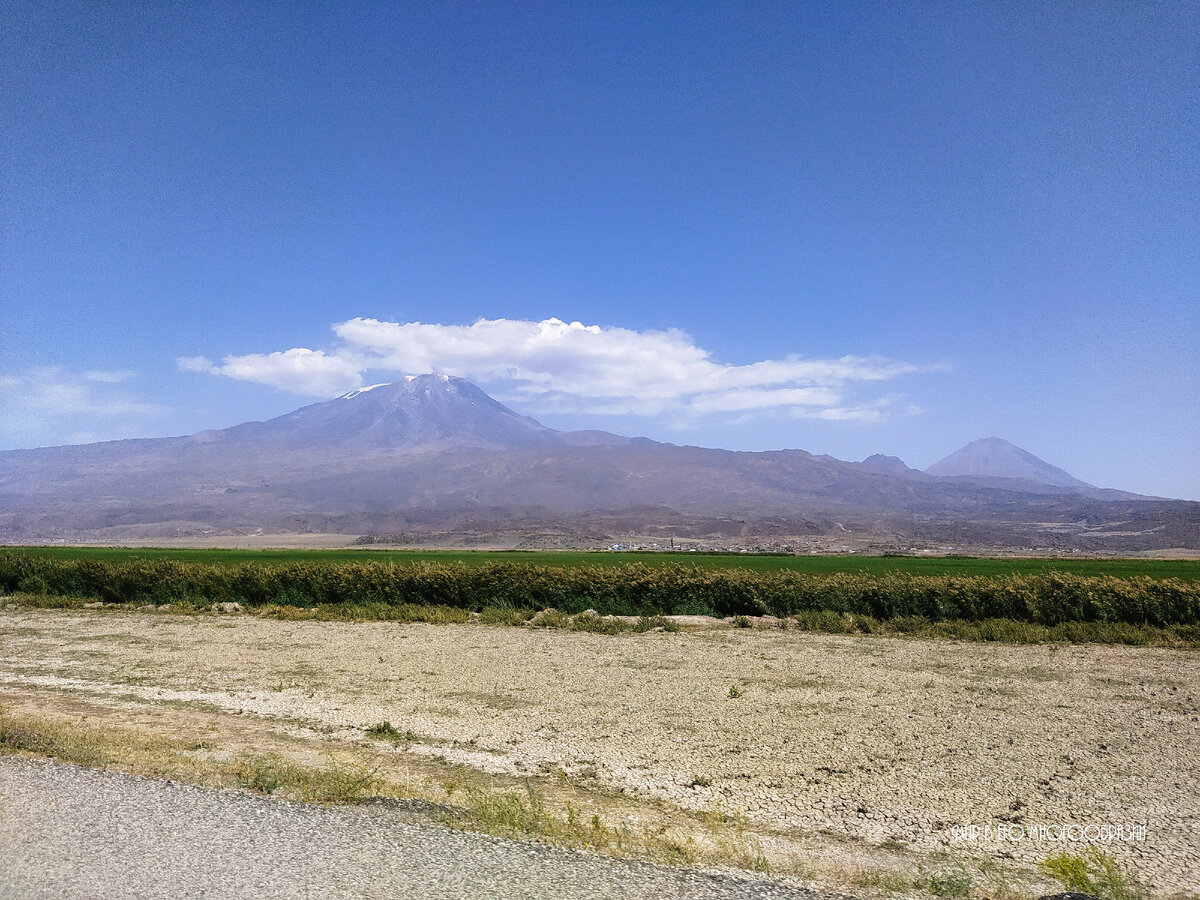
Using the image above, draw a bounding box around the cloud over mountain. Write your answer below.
[180,317,934,424]
[179,349,364,398]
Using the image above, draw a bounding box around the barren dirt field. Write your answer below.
[2,606,1196,897]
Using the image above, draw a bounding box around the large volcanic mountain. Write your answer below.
[1,375,1195,550]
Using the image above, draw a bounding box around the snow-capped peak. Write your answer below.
[339,383,389,400]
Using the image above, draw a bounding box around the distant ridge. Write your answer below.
[1,378,1194,549]
[858,454,915,476]
[924,437,1092,489]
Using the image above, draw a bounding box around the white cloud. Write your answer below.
[185,316,934,424]
[176,356,214,373]
[0,368,166,448]
[178,349,362,397]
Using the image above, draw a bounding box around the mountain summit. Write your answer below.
[924,437,1092,489]
[213,375,564,451]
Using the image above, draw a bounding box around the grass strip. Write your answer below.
[6,592,1198,647]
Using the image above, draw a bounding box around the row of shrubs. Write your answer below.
[3,554,1199,627]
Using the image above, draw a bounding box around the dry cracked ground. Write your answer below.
[1,605,1197,898]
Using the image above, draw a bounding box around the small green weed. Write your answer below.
[632,615,680,633]
[1040,848,1147,900]
[234,756,284,794]
[917,865,972,898]
[364,720,418,743]
[365,720,400,738]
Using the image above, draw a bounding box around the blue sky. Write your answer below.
[2,2,1197,499]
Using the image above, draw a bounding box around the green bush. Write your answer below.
[3,553,1198,628]
[16,575,50,595]
[1040,848,1147,900]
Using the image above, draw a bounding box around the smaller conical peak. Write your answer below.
[926,437,1090,488]
[965,437,1018,451]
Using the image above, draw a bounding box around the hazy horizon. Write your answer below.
[3,4,1197,499]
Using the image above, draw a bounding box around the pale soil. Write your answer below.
[1,606,1196,897]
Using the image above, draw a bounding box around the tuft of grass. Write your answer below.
[364,721,418,743]
[570,612,626,635]
[479,606,532,625]
[917,865,972,899]
[445,777,771,873]
[851,870,914,892]
[1,709,130,768]
[1040,848,1147,900]
[1,707,386,805]
[632,615,680,633]
[530,608,570,628]
[732,615,752,628]
[233,753,383,802]
[0,719,62,755]
[727,684,742,699]
[741,852,770,873]
[234,756,284,794]
[303,757,384,802]
[463,781,556,836]
[7,591,88,610]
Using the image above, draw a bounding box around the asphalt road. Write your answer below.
[0,756,844,900]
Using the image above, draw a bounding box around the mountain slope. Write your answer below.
[925,437,1092,489]
[205,375,574,451]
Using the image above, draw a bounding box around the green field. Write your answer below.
[4,545,1199,580]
